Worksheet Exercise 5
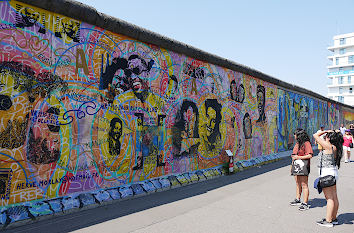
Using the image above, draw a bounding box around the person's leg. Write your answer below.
[323,186,335,222]
[299,176,309,203]
[348,148,351,161]
[344,146,349,162]
[332,185,339,220]
[290,176,302,205]
[295,176,302,200]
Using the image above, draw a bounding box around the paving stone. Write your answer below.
[119,186,134,198]
[46,198,63,213]
[62,196,80,211]
[106,188,121,200]
[93,190,112,203]
[150,179,162,189]
[182,173,192,182]
[0,211,7,225]
[168,176,181,187]
[78,193,97,207]
[189,172,199,182]
[141,181,156,193]
[176,174,189,185]
[159,177,171,189]
[26,201,52,216]
[196,171,207,180]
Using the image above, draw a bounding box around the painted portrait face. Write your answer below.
[27,106,61,164]
[299,100,308,116]
[0,70,15,111]
[21,7,40,25]
[257,90,265,113]
[111,119,122,141]
[205,76,215,93]
[206,107,216,137]
[127,57,149,94]
[61,18,79,36]
[238,84,245,103]
[183,106,196,137]
[166,75,178,96]
[243,113,252,139]
[0,64,34,149]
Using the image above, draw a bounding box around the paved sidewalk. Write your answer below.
[4,154,354,233]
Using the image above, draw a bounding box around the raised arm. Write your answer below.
[313,130,332,151]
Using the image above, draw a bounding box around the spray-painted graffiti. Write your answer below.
[0,0,346,222]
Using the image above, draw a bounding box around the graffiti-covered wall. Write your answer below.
[0,0,351,222]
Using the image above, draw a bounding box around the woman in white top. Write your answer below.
[313,130,344,228]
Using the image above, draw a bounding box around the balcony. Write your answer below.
[328,44,354,51]
[327,63,354,69]
[327,70,354,76]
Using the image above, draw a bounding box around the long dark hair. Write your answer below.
[326,131,344,169]
[294,128,310,149]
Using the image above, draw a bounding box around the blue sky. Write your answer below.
[76,0,354,96]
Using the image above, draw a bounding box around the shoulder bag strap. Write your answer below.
[319,150,322,176]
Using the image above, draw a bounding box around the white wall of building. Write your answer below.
[328,32,354,106]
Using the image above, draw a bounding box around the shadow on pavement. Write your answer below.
[4,156,293,233]
[337,213,354,225]
[308,198,326,209]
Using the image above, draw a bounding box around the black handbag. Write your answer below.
[350,143,353,148]
[319,175,336,188]
[291,159,309,176]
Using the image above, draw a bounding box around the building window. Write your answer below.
[339,67,344,72]
[349,56,354,64]
[348,76,352,84]
[339,87,343,94]
[338,96,344,103]
[340,38,346,45]
[338,76,344,84]
[350,87,353,94]
[340,48,346,55]
[336,58,339,65]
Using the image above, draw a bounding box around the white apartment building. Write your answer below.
[327,32,354,106]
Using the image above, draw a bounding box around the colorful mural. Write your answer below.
[0,1,348,226]
[277,89,331,151]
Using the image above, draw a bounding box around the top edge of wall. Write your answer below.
[16,0,354,110]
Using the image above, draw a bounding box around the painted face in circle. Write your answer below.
[128,58,148,93]
[112,121,122,141]
[206,107,216,137]
[184,107,196,137]
[238,85,245,102]
[257,91,264,113]
[22,7,40,24]
[243,114,252,139]
[0,68,30,149]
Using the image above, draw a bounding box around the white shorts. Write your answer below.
[319,167,339,181]
[343,146,351,152]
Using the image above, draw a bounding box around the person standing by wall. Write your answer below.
[342,129,354,163]
[339,124,346,136]
[290,128,313,211]
[313,130,343,227]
